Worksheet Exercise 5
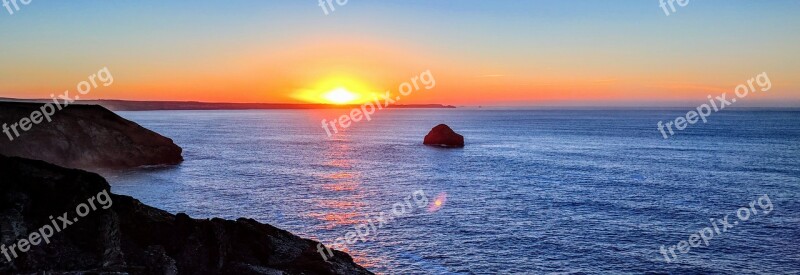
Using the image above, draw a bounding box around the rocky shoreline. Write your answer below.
[0,102,372,274]
[0,102,183,170]
[0,155,371,274]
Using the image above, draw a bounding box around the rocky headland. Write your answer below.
[0,102,183,170]
[0,101,371,274]
[0,155,371,274]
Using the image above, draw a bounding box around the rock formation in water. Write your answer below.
[0,102,183,169]
[0,155,372,275]
[423,124,465,148]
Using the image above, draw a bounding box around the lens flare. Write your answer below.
[428,192,447,212]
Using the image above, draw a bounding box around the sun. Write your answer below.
[322,88,359,105]
[290,76,376,104]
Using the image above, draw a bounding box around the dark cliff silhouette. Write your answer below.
[0,155,372,274]
[0,102,183,170]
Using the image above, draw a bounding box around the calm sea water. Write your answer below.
[104,109,800,274]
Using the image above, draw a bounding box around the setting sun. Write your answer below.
[323,88,359,105]
[291,76,377,105]
[3,1,800,274]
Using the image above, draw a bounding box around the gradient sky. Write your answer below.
[1,0,798,106]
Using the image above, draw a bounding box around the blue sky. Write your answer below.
[1,0,798,105]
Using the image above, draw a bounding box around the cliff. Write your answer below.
[0,155,371,274]
[0,102,183,169]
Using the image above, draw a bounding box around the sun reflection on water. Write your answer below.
[310,134,371,234]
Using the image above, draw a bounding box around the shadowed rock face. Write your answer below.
[0,155,372,275]
[0,102,183,170]
[423,124,465,148]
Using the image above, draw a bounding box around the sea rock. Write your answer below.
[423,124,465,148]
[0,155,372,275]
[0,102,183,169]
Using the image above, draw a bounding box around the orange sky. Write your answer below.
[1,1,798,106]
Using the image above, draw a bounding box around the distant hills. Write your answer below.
[0,98,455,111]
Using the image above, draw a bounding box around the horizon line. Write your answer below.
[2,97,800,109]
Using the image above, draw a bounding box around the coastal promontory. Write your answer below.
[0,102,183,169]
[0,155,372,274]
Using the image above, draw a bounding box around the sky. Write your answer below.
[0,0,798,106]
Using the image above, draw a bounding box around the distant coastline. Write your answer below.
[0,98,456,111]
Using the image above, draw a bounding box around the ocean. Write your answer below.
[103,109,800,274]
